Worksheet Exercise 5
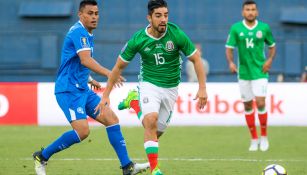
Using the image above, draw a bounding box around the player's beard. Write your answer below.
[156,24,166,34]
[245,15,256,23]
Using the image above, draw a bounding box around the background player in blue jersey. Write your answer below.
[32,1,149,175]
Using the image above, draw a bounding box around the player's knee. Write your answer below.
[105,118,119,126]
[102,112,119,126]
[244,101,253,110]
[256,101,266,109]
[76,127,90,140]
[143,115,158,130]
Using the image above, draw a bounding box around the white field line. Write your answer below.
[16,157,306,162]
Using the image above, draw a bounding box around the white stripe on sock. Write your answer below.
[144,141,158,149]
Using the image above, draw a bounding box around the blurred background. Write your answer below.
[1,0,307,82]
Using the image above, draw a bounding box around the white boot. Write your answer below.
[132,162,150,174]
[260,136,269,151]
[249,139,259,151]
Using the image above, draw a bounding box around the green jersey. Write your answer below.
[120,22,196,88]
[226,20,275,80]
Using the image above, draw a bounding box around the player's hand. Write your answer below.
[89,79,101,90]
[262,59,272,73]
[194,87,208,110]
[114,75,126,88]
[94,97,110,116]
[228,62,237,73]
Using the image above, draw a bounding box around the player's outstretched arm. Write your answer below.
[188,50,208,109]
[95,57,128,114]
[78,50,126,87]
[78,50,111,77]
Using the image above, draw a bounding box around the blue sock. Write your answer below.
[106,124,131,167]
[42,130,81,160]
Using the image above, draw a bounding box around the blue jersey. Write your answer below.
[55,21,94,93]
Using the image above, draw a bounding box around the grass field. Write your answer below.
[0,126,306,175]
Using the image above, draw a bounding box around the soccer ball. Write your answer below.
[262,164,287,175]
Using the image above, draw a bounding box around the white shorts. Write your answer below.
[138,82,178,132]
[238,78,268,102]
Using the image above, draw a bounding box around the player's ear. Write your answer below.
[147,15,152,23]
[255,10,259,17]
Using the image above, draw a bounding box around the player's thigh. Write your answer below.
[157,87,178,132]
[139,82,161,121]
[85,90,119,125]
[238,79,254,102]
[251,78,268,97]
[55,92,88,123]
[85,90,101,119]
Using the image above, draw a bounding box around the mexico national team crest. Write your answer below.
[80,37,89,48]
[256,31,263,39]
[165,40,174,51]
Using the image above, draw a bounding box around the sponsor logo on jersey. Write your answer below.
[239,32,244,37]
[156,44,163,49]
[144,47,151,52]
[256,31,263,39]
[80,37,89,48]
[165,41,175,51]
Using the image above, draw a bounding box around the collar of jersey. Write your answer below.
[242,19,258,30]
[145,24,167,40]
[78,21,93,36]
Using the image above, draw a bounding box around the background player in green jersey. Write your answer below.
[96,0,208,174]
[225,0,276,152]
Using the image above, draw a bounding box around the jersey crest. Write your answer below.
[165,40,175,51]
[256,31,263,39]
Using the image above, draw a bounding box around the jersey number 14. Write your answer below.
[245,38,254,48]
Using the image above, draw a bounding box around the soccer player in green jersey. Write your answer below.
[225,0,276,152]
[95,0,208,174]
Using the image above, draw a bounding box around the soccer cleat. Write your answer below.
[118,90,138,110]
[132,162,150,174]
[260,136,269,151]
[152,167,163,175]
[122,162,150,175]
[248,139,259,151]
[33,149,47,175]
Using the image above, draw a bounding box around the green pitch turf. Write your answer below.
[0,126,306,175]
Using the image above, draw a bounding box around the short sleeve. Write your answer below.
[119,36,138,62]
[177,30,196,58]
[70,29,91,53]
[225,26,237,48]
[265,24,275,47]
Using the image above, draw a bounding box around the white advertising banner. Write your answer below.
[38,83,307,126]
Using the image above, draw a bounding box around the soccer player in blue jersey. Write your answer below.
[32,1,149,175]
